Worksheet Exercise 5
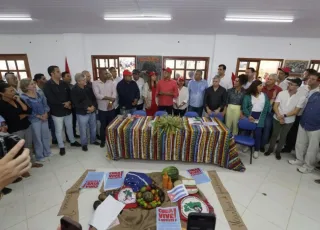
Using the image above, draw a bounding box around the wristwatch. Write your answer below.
[109,101,113,105]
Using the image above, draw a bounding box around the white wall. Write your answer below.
[0,33,319,82]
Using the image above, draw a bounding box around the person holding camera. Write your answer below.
[0,140,32,199]
[20,79,52,162]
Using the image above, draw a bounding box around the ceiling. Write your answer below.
[0,0,320,37]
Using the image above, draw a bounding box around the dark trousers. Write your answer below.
[158,106,173,115]
[136,103,144,110]
[174,108,187,117]
[188,106,203,117]
[283,116,301,151]
[115,107,120,116]
[48,114,57,142]
[261,112,274,147]
[254,127,263,151]
[99,109,116,143]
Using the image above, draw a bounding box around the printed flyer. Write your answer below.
[156,207,181,230]
[80,171,104,189]
[104,171,125,190]
[187,168,211,184]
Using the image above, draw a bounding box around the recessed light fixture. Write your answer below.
[104,15,171,21]
[0,17,32,21]
[225,16,294,23]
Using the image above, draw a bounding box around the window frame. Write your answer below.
[309,60,320,72]
[0,54,32,80]
[91,55,136,80]
[235,58,284,77]
[163,56,210,81]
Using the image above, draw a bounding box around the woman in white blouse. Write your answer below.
[173,77,189,116]
[143,71,158,116]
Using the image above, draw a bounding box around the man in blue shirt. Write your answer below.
[187,70,208,116]
[288,88,320,174]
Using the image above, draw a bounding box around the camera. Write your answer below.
[0,132,24,159]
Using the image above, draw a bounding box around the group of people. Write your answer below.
[0,63,319,197]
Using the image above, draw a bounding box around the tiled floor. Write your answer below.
[1,144,320,230]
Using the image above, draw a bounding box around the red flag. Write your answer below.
[65,57,70,74]
[231,72,236,86]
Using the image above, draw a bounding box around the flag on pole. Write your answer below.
[65,57,70,74]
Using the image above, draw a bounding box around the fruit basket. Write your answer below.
[136,184,165,209]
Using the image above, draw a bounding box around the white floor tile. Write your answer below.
[247,193,291,229]
[27,205,61,230]
[54,162,85,187]
[23,171,60,196]
[242,209,283,230]
[287,211,320,230]
[0,182,24,206]
[0,199,26,230]
[264,170,301,192]
[293,194,320,223]
[4,221,28,230]
[25,186,64,218]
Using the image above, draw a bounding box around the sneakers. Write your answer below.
[253,151,259,159]
[74,134,80,138]
[70,141,81,147]
[2,187,12,195]
[100,142,105,148]
[314,179,320,184]
[60,148,66,156]
[92,141,100,146]
[82,145,88,152]
[264,151,272,156]
[275,152,281,160]
[288,159,303,166]
[297,165,314,174]
[242,146,249,153]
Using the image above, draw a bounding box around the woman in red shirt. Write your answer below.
[143,72,158,116]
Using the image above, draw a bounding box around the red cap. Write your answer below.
[278,67,290,74]
[123,69,132,76]
[163,67,172,74]
[177,77,185,82]
[148,71,156,77]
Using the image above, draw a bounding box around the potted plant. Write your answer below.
[153,115,183,136]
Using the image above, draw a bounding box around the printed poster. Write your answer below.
[136,56,163,81]
[104,171,125,191]
[80,171,104,189]
[156,207,181,230]
[187,168,211,185]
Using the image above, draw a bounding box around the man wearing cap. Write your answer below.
[277,67,290,90]
[173,77,189,116]
[156,67,179,114]
[117,70,140,115]
[264,78,307,160]
[188,70,208,116]
[132,69,145,110]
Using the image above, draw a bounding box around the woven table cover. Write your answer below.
[106,116,246,171]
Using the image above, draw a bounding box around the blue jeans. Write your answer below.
[77,113,96,146]
[254,127,263,151]
[31,120,52,160]
[52,114,75,148]
[188,106,203,117]
[261,112,274,148]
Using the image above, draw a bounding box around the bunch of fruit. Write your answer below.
[136,184,165,209]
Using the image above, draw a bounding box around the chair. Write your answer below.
[133,110,147,116]
[184,111,199,118]
[154,111,168,117]
[234,118,257,164]
[209,113,224,122]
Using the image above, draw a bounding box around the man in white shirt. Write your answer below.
[217,64,232,90]
[109,67,122,115]
[243,68,256,89]
[264,78,306,160]
[277,67,290,90]
[173,77,189,116]
[132,69,145,110]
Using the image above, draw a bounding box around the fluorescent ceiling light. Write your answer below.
[0,17,32,21]
[225,17,293,23]
[104,16,171,21]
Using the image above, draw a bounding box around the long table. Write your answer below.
[106,116,246,171]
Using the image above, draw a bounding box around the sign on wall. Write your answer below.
[136,56,163,80]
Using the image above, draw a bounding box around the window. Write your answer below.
[163,56,209,84]
[91,55,136,80]
[236,58,283,81]
[0,54,32,80]
[309,60,320,72]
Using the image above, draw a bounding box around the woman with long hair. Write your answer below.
[20,79,52,162]
[143,71,158,116]
[242,80,270,159]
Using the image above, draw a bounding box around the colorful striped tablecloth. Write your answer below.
[106,116,246,172]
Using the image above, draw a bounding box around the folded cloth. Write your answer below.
[124,172,153,192]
